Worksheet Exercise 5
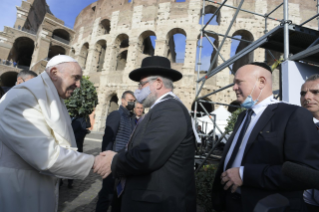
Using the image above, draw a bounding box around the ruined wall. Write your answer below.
[70,0,319,132]
[24,0,49,32]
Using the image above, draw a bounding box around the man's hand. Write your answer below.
[220,167,243,193]
[93,151,117,179]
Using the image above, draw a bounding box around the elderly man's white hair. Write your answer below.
[45,55,79,72]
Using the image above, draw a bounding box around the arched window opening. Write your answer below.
[167,28,187,64]
[231,30,254,73]
[94,40,107,72]
[79,43,89,69]
[108,95,119,115]
[8,37,35,69]
[70,48,76,58]
[196,34,219,72]
[52,29,70,45]
[137,31,157,65]
[113,34,129,71]
[199,5,220,25]
[98,19,111,36]
[116,50,128,71]
[48,46,66,60]
[176,0,186,2]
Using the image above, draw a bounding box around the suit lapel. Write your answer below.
[242,103,278,159]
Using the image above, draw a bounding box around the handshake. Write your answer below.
[93,150,117,179]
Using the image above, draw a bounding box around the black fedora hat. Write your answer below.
[129,56,182,82]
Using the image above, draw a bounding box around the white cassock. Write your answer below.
[0,71,95,212]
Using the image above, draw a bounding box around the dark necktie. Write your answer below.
[226,109,254,170]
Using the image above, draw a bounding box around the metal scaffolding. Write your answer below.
[194,0,319,173]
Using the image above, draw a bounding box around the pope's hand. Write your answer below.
[93,151,117,179]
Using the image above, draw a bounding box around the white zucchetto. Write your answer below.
[46,55,78,68]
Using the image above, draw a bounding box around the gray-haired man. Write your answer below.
[300,74,319,212]
[16,70,38,85]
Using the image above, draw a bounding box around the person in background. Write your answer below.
[300,74,319,212]
[134,102,144,124]
[96,91,136,212]
[16,70,37,85]
[0,86,4,100]
[0,71,18,93]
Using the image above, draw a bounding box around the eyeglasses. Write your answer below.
[138,78,157,89]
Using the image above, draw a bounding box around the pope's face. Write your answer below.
[55,63,82,99]
[300,79,319,116]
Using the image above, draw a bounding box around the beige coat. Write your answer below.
[0,72,95,212]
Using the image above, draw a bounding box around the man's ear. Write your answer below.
[156,78,163,90]
[258,76,266,90]
[49,67,59,81]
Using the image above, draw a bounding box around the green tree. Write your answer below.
[64,76,98,117]
[224,108,245,135]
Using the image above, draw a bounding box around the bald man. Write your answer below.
[211,62,319,212]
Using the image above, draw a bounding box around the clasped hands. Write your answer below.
[220,167,243,193]
[93,151,117,179]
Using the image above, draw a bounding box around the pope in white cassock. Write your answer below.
[0,55,99,212]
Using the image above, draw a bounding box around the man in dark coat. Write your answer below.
[300,74,319,211]
[211,63,319,212]
[94,56,196,212]
[96,91,136,212]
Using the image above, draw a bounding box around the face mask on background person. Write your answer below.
[241,81,263,109]
[126,102,135,111]
[134,86,151,103]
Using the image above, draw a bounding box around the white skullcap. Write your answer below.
[46,55,78,68]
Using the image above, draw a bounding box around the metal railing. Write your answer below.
[52,35,70,45]
[22,28,37,35]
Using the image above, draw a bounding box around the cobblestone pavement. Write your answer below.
[58,132,106,212]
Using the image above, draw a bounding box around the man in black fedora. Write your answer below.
[93,56,196,212]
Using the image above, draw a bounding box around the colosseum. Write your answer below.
[0,0,318,131]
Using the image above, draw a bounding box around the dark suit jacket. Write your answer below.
[212,103,319,212]
[111,98,196,212]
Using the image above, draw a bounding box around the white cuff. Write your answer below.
[239,166,244,182]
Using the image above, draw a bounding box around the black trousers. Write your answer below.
[225,192,243,212]
[96,175,121,212]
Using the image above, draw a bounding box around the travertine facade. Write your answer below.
[0,0,318,132]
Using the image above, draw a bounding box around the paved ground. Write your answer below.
[58,132,105,212]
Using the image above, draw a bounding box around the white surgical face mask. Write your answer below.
[134,86,151,103]
[240,82,263,109]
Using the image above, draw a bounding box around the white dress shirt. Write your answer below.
[224,95,278,182]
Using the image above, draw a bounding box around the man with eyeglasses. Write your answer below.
[96,90,136,212]
[93,56,196,212]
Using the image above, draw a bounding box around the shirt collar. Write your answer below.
[313,117,319,123]
[251,95,277,115]
[150,91,176,109]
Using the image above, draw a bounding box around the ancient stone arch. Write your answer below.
[232,30,254,72]
[196,33,219,71]
[93,39,107,72]
[70,48,76,58]
[8,37,35,68]
[113,33,129,71]
[52,28,71,44]
[166,28,187,63]
[200,5,221,25]
[97,19,111,36]
[48,45,66,59]
[79,43,90,69]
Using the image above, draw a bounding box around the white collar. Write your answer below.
[150,91,177,109]
[251,95,277,114]
[313,117,319,123]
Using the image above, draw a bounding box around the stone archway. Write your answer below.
[48,45,66,59]
[166,28,187,64]
[8,37,35,69]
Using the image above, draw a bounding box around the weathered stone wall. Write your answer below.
[69,0,319,131]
